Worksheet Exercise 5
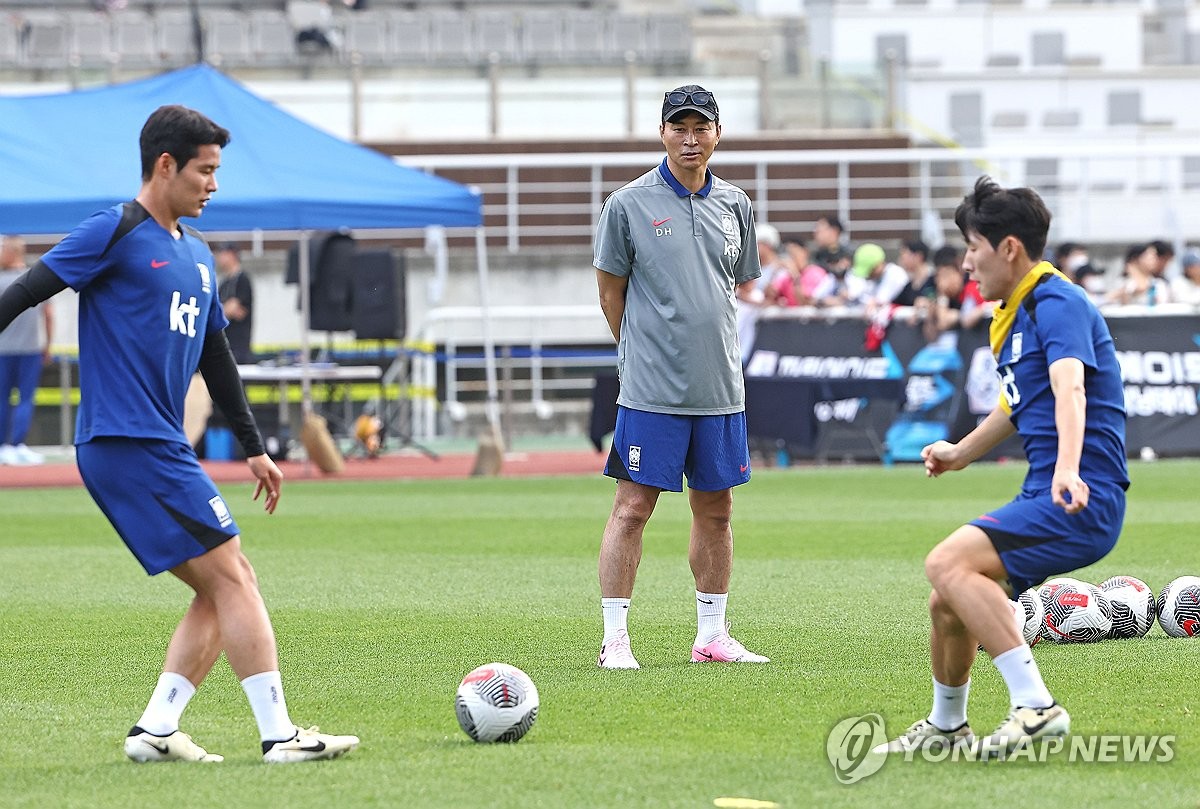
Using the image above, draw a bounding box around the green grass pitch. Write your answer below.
[1,460,1198,808]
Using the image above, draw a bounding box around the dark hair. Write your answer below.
[932,245,960,269]
[816,214,843,233]
[953,176,1051,262]
[1150,239,1174,259]
[902,238,928,260]
[139,105,230,180]
[1054,241,1082,264]
[1125,243,1150,264]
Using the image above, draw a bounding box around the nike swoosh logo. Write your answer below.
[144,740,171,754]
[1021,717,1052,736]
[296,740,326,753]
[739,464,748,473]
[697,599,714,604]
[695,650,714,659]
[151,259,169,268]
[652,218,671,227]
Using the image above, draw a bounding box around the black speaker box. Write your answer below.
[352,249,406,340]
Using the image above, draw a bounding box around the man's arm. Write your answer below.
[1048,356,1089,514]
[921,405,1017,478]
[596,268,628,343]
[41,299,54,365]
[196,330,282,514]
[0,262,68,334]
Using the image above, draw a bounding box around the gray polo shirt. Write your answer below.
[594,159,761,415]
[0,268,43,355]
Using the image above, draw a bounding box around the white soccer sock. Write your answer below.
[240,670,295,742]
[136,672,197,736]
[993,645,1054,709]
[928,677,970,731]
[695,591,728,645]
[601,598,631,641]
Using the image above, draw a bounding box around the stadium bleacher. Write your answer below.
[0,3,688,70]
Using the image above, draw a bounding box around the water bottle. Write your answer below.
[775,439,790,468]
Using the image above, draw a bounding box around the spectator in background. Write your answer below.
[894,238,937,307]
[845,242,909,315]
[0,235,52,466]
[1150,239,1175,280]
[1054,242,1090,282]
[923,245,989,344]
[1108,243,1170,306]
[1074,264,1107,303]
[775,238,828,306]
[215,242,254,364]
[811,214,851,275]
[1171,251,1200,305]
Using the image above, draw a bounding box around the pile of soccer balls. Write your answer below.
[1013,574,1200,644]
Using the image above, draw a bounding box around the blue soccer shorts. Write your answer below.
[603,406,751,492]
[77,437,240,575]
[970,482,1126,595]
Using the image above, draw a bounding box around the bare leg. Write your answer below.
[599,480,660,598]
[688,488,733,593]
[169,536,279,680]
[162,593,223,686]
[929,589,977,687]
[924,525,1023,659]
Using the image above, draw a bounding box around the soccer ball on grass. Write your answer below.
[454,663,539,743]
[1099,575,1156,639]
[1156,576,1200,638]
[1014,588,1045,646]
[1038,577,1112,643]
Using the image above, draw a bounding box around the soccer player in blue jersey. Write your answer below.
[0,105,358,764]
[877,176,1128,758]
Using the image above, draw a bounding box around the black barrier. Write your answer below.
[590,309,1200,461]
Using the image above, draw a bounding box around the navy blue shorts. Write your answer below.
[970,483,1126,595]
[77,437,240,575]
[603,406,751,492]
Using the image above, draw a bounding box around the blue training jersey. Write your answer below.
[41,202,227,446]
[996,274,1128,492]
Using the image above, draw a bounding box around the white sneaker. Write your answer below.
[971,703,1070,759]
[0,445,15,465]
[598,629,640,669]
[12,444,43,466]
[262,725,360,763]
[873,717,974,754]
[124,726,223,762]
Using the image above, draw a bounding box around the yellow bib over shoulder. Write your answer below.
[988,261,1073,413]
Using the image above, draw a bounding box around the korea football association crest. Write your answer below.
[197,262,212,294]
[208,494,233,528]
[628,445,641,472]
[721,212,741,260]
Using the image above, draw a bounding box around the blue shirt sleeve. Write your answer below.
[1036,283,1098,371]
[39,208,121,292]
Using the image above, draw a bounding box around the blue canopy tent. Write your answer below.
[0,65,502,441]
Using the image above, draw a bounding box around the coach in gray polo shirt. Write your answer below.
[593,85,768,670]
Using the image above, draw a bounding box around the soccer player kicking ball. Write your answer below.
[0,105,358,764]
[876,176,1127,758]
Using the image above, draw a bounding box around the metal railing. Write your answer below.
[398,143,1200,254]
[408,304,614,440]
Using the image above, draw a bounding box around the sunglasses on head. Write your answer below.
[665,90,713,107]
